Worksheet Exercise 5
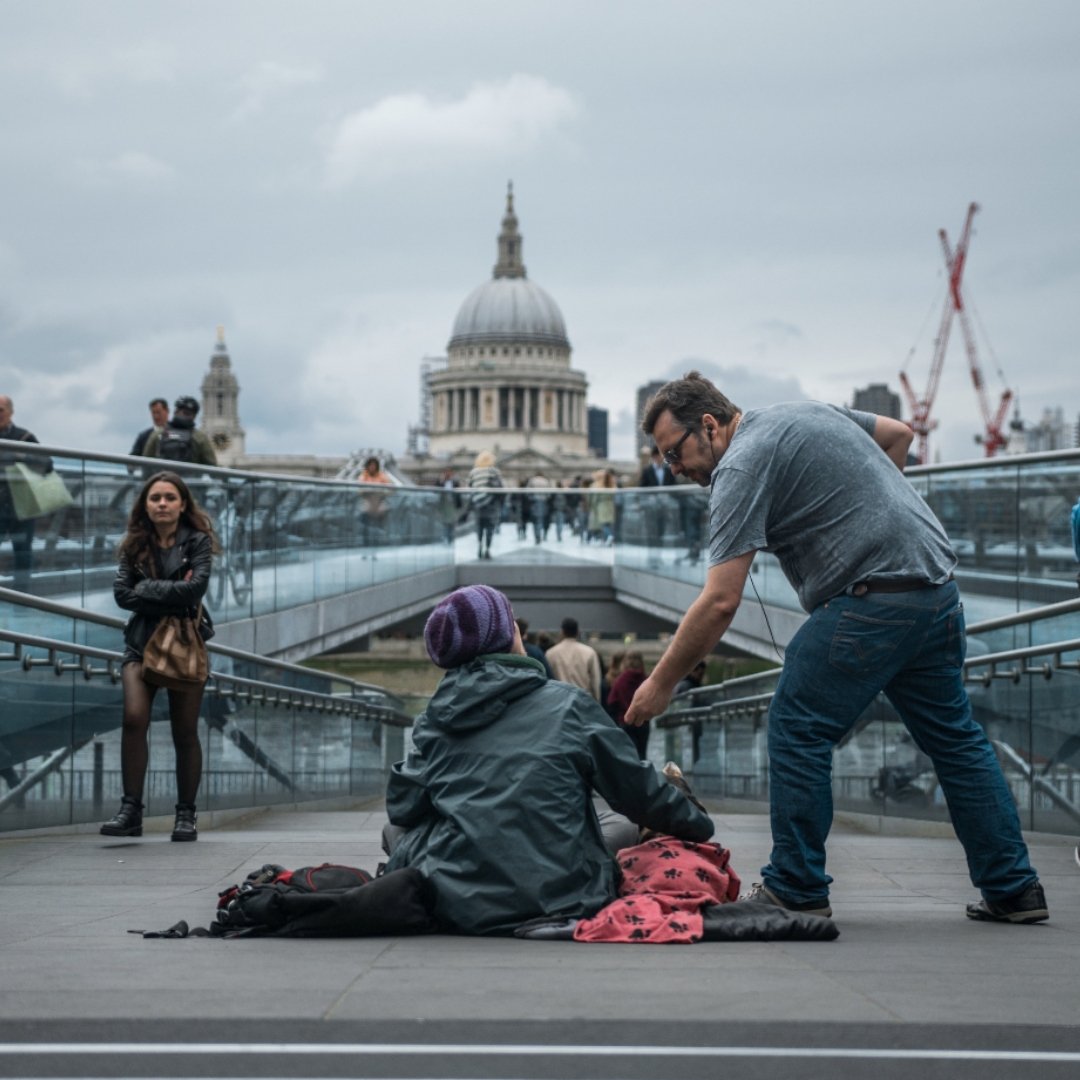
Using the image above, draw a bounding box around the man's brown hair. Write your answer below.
[641,371,739,437]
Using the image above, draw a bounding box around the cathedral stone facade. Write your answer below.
[402,186,623,486]
[201,188,632,485]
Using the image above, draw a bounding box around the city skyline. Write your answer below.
[2,2,1077,464]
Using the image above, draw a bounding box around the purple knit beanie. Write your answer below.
[424,585,516,669]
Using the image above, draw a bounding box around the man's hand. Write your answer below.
[624,554,754,729]
[624,675,672,728]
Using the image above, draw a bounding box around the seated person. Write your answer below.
[382,585,714,936]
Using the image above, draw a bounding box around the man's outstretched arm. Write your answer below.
[624,551,754,727]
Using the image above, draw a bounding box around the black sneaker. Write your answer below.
[739,881,832,919]
[966,881,1048,924]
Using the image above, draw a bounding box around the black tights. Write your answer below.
[120,663,204,805]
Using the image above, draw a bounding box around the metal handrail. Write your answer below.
[905,445,1080,475]
[0,586,405,709]
[4,436,1079,486]
[0,627,412,727]
[966,596,1080,635]
[963,638,1080,686]
[663,596,1080,713]
[660,636,1080,728]
[656,692,773,729]
[0,438,422,490]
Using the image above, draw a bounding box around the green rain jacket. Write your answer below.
[384,652,714,935]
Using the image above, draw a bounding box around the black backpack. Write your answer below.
[210,862,436,938]
[157,425,195,463]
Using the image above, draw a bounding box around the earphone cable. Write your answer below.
[748,570,785,663]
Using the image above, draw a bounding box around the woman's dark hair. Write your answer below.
[118,471,218,568]
[641,371,739,437]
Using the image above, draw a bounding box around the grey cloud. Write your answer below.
[662,361,812,411]
[1,1,1076,465]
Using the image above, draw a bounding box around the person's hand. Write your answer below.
[624,676,671,728]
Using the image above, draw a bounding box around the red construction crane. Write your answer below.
[899,203,1013,463]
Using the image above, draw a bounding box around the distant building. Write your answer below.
[635,380,666,449]
[397,186,635,486]
[852,383,902,420]
[587,406,609,458]
[210,189,644,486]
[199,327,245,467]
[1020,406,1073,454]
[424,184,589,463]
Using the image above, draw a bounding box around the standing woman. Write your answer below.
[101,471,216,841]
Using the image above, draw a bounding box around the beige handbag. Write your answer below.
[142,606,209,690]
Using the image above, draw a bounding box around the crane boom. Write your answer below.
[900,202,1012,462]
[939,204,1013,456]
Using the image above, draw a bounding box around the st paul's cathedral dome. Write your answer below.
[426,185,589,462]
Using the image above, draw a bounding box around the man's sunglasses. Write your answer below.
[662,427,695,466]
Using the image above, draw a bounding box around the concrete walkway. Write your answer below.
[0,802,1077,1078]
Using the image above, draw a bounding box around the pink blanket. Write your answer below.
[574,836,741,943]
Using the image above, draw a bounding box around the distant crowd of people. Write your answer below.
[428,448,704,559]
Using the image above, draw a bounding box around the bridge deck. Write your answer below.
[1,806,1075,1023]
[1,805,1077,1078]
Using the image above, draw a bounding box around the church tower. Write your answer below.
[200,326,246,466]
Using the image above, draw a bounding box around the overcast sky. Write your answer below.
[2,1,1077,464]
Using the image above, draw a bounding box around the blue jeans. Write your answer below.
[762,580,1037,906]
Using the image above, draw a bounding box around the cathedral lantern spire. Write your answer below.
[493,181,526,280]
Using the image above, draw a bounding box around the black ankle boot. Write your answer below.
[100,796,144,837]
[171,802,198,842]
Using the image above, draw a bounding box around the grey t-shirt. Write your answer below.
[707,402,956,611]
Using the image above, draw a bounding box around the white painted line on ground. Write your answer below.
[0,1043,1079,1063]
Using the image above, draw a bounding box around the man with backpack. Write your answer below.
[142,396,218,467]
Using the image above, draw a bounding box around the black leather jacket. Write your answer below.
[113,524,215,651]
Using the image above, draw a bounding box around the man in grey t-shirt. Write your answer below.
[625,371,1046,926]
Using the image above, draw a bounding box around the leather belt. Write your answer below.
[848,576,952,597]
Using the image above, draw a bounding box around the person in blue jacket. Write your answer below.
[383,584,714,935]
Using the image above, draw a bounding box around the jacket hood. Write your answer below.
[425,653,547,734]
